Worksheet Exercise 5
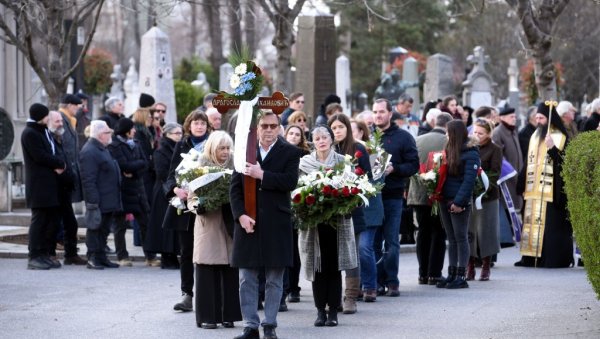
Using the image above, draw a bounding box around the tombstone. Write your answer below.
[357,92,368,111]
[219,63,234,92]
[424,53,454,102]
[403,57,420,116]
[123,57,140,117]
[191,72,211,93]
[138,26,177,123]
[109,64,124,101]
[0,108,14,211]
[462,46,497,110]
[295,15,336,122]
[336,55,351,115]
[507,58,521,122]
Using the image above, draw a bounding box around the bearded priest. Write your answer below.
[515,101,574,268]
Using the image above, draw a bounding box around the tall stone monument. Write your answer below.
[138,26,177,123]
[403,56,420,116]
[424,53,454,102]
[109,64,124,101]
[336,55,351,115]
[295,15,336,122]
[462,46,496,110]
[219,63,234,92]
[123,57,140,117]
[507,58,520,116]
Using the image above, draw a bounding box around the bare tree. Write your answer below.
[202,0,226,71]
[190,1,198,56]
[506,0,570,100]
[244,1,256,52]
[229,0,242,49]
[256,0,306,93]
[0,0,105,107]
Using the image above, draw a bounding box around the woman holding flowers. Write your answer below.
[436,120,480,289]
[328,113,370,313]
[468,118,502,281]
[164,110,212,312]
[298,126,357,327]
[188,131,241,329]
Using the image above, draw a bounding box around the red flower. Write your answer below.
[331,189,339,198]
[342,187,350,197]
[292,193,302,204]
[354,150,363,159]
[305,195,316,205]
[355,167,365,176]
[322,185,332,196]
[351,187,360,195]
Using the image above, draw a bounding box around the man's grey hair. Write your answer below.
[526,106,537,119]
[89,120,110,139]
[591,98,600,114]
[426,108,442,124]
[104,97,121,112]
[355,110,372,121]
[397,93,413,104]
[435,112,453,128]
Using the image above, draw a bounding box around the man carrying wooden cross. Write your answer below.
[229,110,300,339]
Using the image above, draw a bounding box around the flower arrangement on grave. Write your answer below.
[291,155,382,230]
[364,129,391,180]
[169,148,232,214]
[415,151,447,216]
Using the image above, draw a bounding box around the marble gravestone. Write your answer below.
[219,63,234,93]
[424,53,454,103]
[123,57,140,117]
[462,46,496,110]
[138,26,177,123]
[295,15,336,123]
[109,64,125,101]
[403,57,420,116]
[336,55,351,115]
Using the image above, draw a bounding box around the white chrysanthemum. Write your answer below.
[234,63,247,75]
[229,74,241,89]
[422,170,436,181]
[433,152,443,164]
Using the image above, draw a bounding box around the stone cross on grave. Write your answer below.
[466,46,490,73]
[212,91,289,220]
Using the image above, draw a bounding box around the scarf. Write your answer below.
[190,134,209,152]
[299,148,344,174]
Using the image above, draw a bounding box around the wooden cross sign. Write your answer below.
[212,91,289,220]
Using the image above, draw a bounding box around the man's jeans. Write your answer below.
[375,198,403,287]
[359,227,378,290]
[239,267,285,329]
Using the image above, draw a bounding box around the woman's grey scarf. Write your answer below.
[297,149,357,281]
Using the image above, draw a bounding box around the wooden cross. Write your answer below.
[212,91,289,220]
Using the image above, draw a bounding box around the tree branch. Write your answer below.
[256,0,275,23]
[552,0,571,17]
[60,0,105,83]
[290,0,305,18]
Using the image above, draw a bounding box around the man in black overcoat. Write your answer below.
[20,103,66,270]
[230,112,300,339]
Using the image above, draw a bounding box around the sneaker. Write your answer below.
[118,258,133,267]
[64,255,87,266]
[173,293,193,312]
[145,258,161,267]
[27,257,51,270]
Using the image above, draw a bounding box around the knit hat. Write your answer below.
[29,103,49,122]
[139,93,155,108]
[75,91,89,101]
[162,122,181,135]
[113,117,135,136]
[499,106,515,116]
[61,94,82,105]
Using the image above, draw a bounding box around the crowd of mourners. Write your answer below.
[20,89,600,339]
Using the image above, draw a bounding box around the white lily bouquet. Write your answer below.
[170,148,203,213]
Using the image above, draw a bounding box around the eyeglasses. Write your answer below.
[260,123,279,130]
[295,100,304,104]
[294,118,306,122]
[154,109,166,113]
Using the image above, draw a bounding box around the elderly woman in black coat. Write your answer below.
[145,122,183,269]
[164,110,212,312]
[107,118,155,267]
